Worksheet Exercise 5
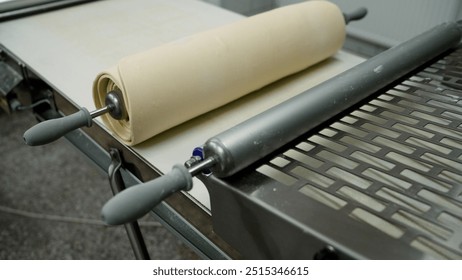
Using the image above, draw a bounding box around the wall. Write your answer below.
[202,0,462,57]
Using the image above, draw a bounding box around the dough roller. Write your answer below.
[23,6,367,147]
[100,21,462,225]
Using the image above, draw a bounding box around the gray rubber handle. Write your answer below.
[343,7,368,24]
[23,108,92,146]
[101,164,193,225]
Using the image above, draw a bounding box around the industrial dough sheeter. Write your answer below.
[1,0,462,259]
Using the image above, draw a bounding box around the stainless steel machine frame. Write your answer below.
[5,41,462,260]
[1,1,461,260]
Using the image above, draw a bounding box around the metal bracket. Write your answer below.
[108,148,151,260]
[0,60,23,113]
[0,45,54,114]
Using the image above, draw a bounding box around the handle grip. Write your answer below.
[23,108,92,146]
[343,7,368,24]
[101,164,193,225]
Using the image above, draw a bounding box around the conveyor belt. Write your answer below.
[204,46,462,260]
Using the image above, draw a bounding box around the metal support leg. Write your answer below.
[108,148,150,260]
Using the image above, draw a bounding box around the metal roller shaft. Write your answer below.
[23,90,126,146]
[102,21,462,226]
[204,21,462,178]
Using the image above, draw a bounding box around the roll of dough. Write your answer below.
[93,1,345,145]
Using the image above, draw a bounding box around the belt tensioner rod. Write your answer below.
[102,21,462,225]
[23,91,127,146]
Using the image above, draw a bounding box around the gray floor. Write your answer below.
[0,109,198,259]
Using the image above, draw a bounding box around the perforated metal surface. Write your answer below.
[255,48,462,259]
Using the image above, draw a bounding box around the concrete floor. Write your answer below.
[0,109,198,259]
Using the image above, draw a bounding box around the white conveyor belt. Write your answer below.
[0,0,364,210]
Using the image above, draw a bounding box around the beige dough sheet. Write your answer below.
[93,1,346,145]
[0,0,364,211]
